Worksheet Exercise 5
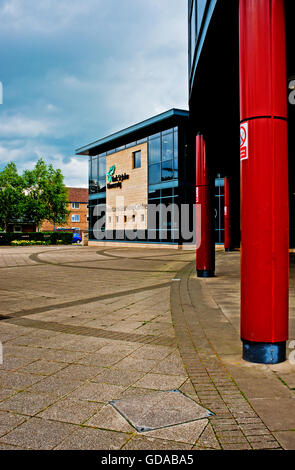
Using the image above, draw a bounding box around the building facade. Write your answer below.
[76,109,194,247]
[188,0,295,362]
[41,187,88,234]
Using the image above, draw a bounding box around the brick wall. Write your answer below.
[41,187,89,233]
[106,143,148,231]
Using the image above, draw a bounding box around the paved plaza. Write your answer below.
[0,245,294,450]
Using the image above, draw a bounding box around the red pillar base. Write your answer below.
[243,340,286,364]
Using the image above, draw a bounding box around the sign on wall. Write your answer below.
[106,165,130,189]
[240,122,248,161]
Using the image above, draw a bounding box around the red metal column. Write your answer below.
[224,176,232,251]
[239,0,289,363]
[196,134,215,278]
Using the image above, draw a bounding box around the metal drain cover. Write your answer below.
[110,389,213,432]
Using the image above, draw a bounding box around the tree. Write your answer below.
[23,159,69,230]
[0,162,25,232]
[44,164,69,229]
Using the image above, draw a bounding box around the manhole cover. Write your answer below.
[110,389,213,432]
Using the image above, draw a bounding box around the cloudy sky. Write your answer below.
[0,0,188,187]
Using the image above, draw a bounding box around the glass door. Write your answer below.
[214,175,225,243]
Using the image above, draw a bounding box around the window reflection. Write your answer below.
[149,163,161,185]
[190,0,196,65]
[162,132,173,161]
[162,159,173,182]
[197,0,207,32]
[148,127,178,186]
[149,138,161,164]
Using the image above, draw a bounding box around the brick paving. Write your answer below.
[0,246,294,449]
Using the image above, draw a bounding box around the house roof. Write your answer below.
[67,187,88,203]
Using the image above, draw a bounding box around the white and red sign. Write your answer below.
[196,186,199,203]
[240,122,248,161]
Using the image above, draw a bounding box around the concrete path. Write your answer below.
[0,246,294,450]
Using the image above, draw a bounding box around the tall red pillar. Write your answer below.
[224,177,232,252]
[196,134,215,278]
[239,0,289,363]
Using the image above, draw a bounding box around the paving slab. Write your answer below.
[0,391,59,416]
[110,390,212,432]
[0,411,27,437]
[71,382,126,403]
[0,246,295,449]
[54,426,130,450]
[85,404,135,432]
[141,419,208,444]
[273,431,295,450]
[0,417,77,450]
[38,397,103,424]
[122,435,192,450]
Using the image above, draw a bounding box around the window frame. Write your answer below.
[72,214,80,223]
[133,150,141,169]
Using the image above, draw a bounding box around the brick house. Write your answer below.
[41,187,88,234]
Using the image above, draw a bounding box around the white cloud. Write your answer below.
[0,141,88,187]
[0,0,188,187]
[0,0,103,34]
[0,115,52,138]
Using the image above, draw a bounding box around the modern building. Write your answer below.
[41,187,88,235]
[76,109,195,247]
[188,0,295,362]
[189,0,294,247]
[76,0,293,363]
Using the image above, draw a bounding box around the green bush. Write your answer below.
[11,240,49,246]
[0,231,74,246]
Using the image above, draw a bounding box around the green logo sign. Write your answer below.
[106,165,116,183]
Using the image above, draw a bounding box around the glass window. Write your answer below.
[72,214,80,222]
[161,187,173,198]
[149,138,161,164]
[162,132,173,162]
[91,156,98,181]
[126,141,137,149]
[197,0,207,32]
[174,128,178,158]
[148,188,161,200]
[148,132,161,140]
[190,0,196,64]
[161,160,173,182]
[149,163,161,185]
[133,150,141,169]
[98,156,106,178]
[98,178,106,192]
[116,145,126,152]
[72,203,80,209]
[162,128,173,136]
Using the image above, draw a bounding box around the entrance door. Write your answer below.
[214,176,225,243]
